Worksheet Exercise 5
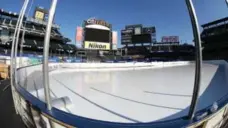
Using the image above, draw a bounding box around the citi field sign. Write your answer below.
[85,18,111,29]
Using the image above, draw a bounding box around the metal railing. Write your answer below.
[185,0,203,120]
[10,0,30,114]
[43,0,58,111]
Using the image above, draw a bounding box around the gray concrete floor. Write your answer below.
[0,79,25,128]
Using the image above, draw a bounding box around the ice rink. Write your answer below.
[22,62,228,123]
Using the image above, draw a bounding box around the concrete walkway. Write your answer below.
[0,79,25,128]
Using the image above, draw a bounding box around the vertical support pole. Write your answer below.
[10,0,29,115]
[43,0,58,110]
[10,0,26,87]
[19,0,34,67]
[186,0,202,120]
[10,1,22,88]
[19,29,26,67]
[14,0,30,84]
[10,2,23,116]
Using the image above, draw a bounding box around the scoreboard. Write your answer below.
[132,34,152,43]
[121,24,156,45]
[143,27,156,34]
[33,7,48,21]
[84,28,110,43]
[82,18,113,50]
[121,29,133,44]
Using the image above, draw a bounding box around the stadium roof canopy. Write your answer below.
[202,17,228,28]
[0,9,20,18]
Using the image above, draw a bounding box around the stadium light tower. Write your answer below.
[43,0,58,110]
[185,0,202,120]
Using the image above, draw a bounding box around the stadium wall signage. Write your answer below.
[161,36,179,43]
[84,41,110,50]
[85,18,111,28]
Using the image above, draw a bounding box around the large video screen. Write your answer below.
[34,7,48,21]
[132,34,152,43]
[84,28,110,43]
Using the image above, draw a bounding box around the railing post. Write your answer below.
[19,0,34,67]
[43,0,58,110]
[185,0,203,120]
[10,0,29,114]
[10,0,28,87]
[13,0,30,85]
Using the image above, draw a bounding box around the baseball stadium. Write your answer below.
[0,0,228,128]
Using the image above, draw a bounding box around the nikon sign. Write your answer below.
[84,41,110,50]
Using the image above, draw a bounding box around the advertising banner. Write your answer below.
[76,26,83,43]
[84,41,110,50]
[112,31,118,45]
[112,31,118,50]
[162,36,179,43]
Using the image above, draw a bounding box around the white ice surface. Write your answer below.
[20,63,228,123]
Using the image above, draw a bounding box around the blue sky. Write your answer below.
[0,0,228,48]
